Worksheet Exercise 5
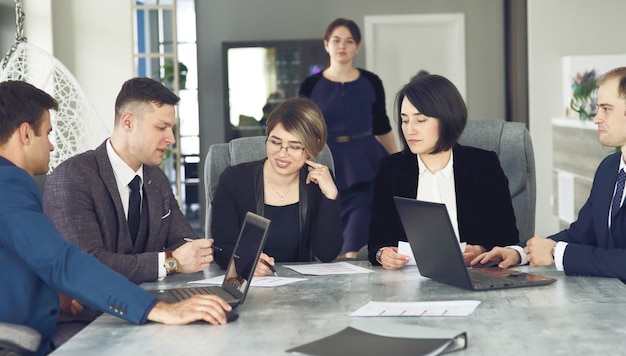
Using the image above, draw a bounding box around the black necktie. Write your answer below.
[611,169,626,223]
[128,175,142,243]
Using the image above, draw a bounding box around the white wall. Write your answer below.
[528,0,626,235]
[1,1,54,60]
[1,0,132,134]
[0,3,16,54]
[50,0,133,133]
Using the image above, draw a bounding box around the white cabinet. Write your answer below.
[551,118,613,229]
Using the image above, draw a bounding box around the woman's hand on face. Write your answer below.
[305,160,338,200]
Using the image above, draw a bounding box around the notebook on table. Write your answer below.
[149,211,271,307]
[393,197,556,291]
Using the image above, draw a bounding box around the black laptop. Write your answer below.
[149,211,271,306]
[393,197,556,291]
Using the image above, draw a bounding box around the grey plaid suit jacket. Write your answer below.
[43,140,192,284]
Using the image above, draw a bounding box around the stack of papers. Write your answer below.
[398,241,466,266]
[188,275,306,287]
[350,300,481,317]
[283,262,373,275]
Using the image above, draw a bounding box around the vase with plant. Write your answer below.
[570,69,598,121]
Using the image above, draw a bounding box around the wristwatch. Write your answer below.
[164,251,178,274]
[375,247,388,264]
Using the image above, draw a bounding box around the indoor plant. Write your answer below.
[570,69,597,121]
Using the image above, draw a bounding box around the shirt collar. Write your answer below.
[0,156,15,167]
[620,154,626,172]
[417,150,454,179]
[106,139,143,186]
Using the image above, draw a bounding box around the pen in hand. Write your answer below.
[261,259,279,277]
[183,237,223,251]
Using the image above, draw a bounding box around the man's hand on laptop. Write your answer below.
[462,244,486,266]
[147,295,232,325]
[471,247,521,268]
[378,247,410,270]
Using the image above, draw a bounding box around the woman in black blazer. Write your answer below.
[368,75,519,269]
[212,98,343,276]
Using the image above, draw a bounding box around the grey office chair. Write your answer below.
[458,118,536,242]
[0,322,41,356]
[204,135,335,238]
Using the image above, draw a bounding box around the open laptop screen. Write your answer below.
[221,212,270,304]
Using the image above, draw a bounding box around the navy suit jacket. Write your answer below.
[0,157,156,355]
[43,140,192,284]
[368,144,519,264]
[550,152,626,281]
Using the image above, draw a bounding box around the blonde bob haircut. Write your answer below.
[265,97,328,159]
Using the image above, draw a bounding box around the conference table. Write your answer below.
[53,261,626,355]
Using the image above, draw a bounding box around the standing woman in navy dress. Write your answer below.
[299,18,398,258]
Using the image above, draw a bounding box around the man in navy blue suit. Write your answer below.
[474,67,626,282]
[0,81,232,355]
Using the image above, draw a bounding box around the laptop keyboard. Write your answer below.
[168,287,217,302]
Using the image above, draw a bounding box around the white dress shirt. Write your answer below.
[106,140,167,279]
[416,151,459,241]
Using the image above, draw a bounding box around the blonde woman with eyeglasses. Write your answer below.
[211,97,343,276]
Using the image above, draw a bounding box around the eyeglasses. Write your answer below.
[266,138,305,157]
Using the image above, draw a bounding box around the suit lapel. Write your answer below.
[143,167,166,251]
[452,146,472,214]
[393,154,419,198]
[95,142,135,252]
[602,154,622,248]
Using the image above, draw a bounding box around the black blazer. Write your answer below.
[368,144,519,265]
[211,159,343,268]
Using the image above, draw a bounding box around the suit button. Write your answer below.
[50,309,58,315]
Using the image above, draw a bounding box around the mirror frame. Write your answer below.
[222,39,328,141]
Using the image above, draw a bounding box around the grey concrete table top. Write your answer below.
[53,261,626,355]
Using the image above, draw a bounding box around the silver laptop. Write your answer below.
[393,197,556,291]
[149,211,271,306]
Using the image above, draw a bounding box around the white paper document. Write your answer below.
[283,262,373,275]
[398,241,467,266]
[397,241,417,266]
[188,275,307,287]
[350,300,481,317]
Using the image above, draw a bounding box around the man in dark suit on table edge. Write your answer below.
[0,80,231,355]
[42,77,219,346]
[474,67,626,282]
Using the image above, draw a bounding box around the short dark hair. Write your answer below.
[0,81,58,145]
[114,77,180,124]
[324,18,361,44]
[265,97,328,159]
[599,67,626,105]
[395,75,467,154]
